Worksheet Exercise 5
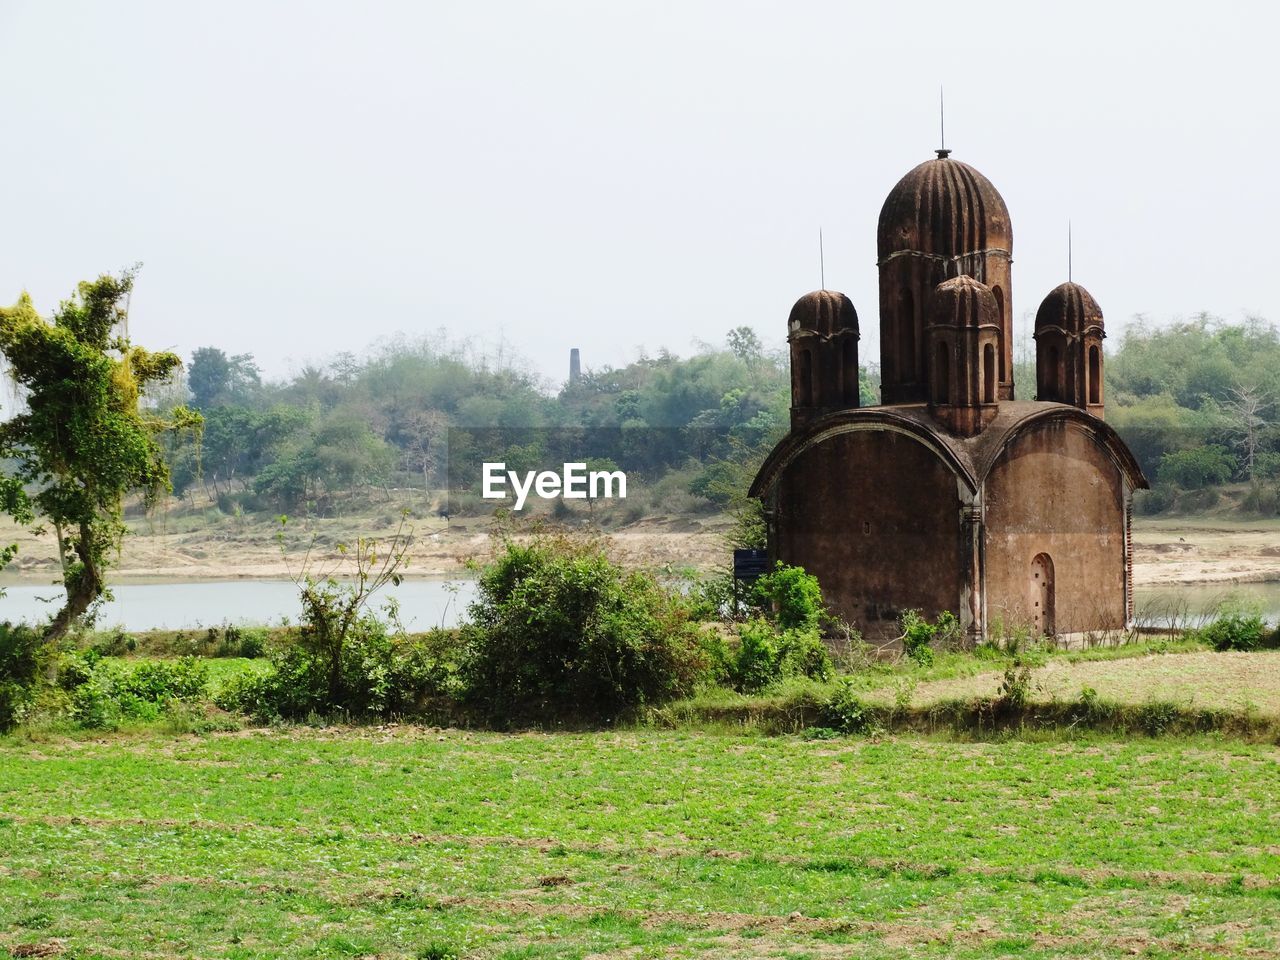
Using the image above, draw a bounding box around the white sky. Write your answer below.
[2,1,1276,388]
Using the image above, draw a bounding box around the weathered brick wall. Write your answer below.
[982,421,1127,635]
[773,429,964,643]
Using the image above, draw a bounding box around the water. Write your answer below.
[1,578,1276,632]
[0,579,478,632]
[1133,582,1280,627]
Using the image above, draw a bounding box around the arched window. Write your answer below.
[1088,345,1101,406]
[992,285,1006,382]
[934,340,951,405]
[799,348,814,406]
[898,289,915,384]
[842,337,858,404]
[983,343,996,404]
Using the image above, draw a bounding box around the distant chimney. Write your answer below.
[569,347,581,384]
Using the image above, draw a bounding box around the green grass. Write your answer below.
[2,726,1278,958]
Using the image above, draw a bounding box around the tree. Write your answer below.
[1220,385,1273,478]
[0,270,201,639]
[188,346,260,409]
[1157,445,1237,490]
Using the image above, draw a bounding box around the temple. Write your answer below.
[750,150,1148,643]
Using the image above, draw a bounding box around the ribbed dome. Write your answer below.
[931,275,999,329]
[788,290,858,339]
[1035,282,1103,336]
[878,155,1012,259]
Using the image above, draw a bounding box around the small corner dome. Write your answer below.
[788,290,859,339]
[1035,282,1104,337]
[931,275,998,328]
[877,155,1012,259]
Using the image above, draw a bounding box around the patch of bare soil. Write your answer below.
[1132,519,1280,585]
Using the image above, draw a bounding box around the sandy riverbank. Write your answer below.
[1,512,1277,586]
[0,513,736,583]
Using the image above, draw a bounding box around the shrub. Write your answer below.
[820,679,881,735]
[899,610,936,666]
[217,625,268,658]
[933,610,965,650]
[723,619,832,693]
[1242,481,1280,516]
[89,628,138,657]
[218,620,456,721]
[0,623,42,732]
[750,564,825,630]
[1136,483,1177,516]
[730,619,781,693]
[686,571,737,622]
[1137,699,1180,736]
[778,627,833,683]
[997,659,1033,709]
[68,657,210,729]
[460,532,707,723]
[1194,606,1272,651]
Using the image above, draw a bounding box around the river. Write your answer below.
[0,579,478,631]
[1,579,1278,632]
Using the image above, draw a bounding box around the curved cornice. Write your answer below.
[750,402,1149,500]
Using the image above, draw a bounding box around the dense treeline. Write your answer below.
[1107,315,1280,513]
[155,314,1280,518]
[161,327,869,518]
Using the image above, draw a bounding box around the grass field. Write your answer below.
[2,727,1279,959]
[856,650,1280,716]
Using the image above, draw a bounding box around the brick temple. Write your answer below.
[750,149,1148,643]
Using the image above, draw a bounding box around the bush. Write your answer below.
[1136,483,1177,516]
[750,564,824,630]
[820,679,881,735]
[217,625,268,658]
[1242,481,1280,516]
[218,620,456,721]
[900,609,936,666]
[460,532,707,723]
[0,623,42,732]
[90,627,137,657]
[729,619,781,693]
[721,619,832,693]
[997,659,1033,709]
[68,657,210,729]
[1194,606,1272,651]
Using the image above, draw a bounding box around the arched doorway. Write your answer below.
[1030,553,1055,637]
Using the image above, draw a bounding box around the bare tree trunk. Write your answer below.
[52,518,70,583]
[44,521,105,642]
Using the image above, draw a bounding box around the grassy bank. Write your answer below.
[2,726,1279,958]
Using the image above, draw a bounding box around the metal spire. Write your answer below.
[819,228,825,291]
[1068,220,1073,282]
[936,87,950,158]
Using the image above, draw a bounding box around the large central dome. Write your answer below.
[877,154,1012,259]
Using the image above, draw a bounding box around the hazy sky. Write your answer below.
[2,1,1276,388]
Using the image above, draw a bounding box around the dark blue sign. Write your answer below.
[733,549,771,581]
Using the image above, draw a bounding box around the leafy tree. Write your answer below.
[188,346,261,409]
[0,270,200,639]
[1157,445,1237,490]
